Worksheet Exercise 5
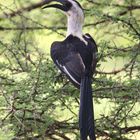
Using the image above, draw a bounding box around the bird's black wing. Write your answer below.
[50,36,86,88]
[50,35,97,87]
[62,52,85,86]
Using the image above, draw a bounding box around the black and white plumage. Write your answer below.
[43,0,98,139]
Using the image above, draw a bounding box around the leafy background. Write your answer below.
[0,0,140,139]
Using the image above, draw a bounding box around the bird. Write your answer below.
[43,0,98,139]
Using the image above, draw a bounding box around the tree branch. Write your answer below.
[0,0,52,18]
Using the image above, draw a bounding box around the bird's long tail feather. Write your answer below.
[79,76,96,140]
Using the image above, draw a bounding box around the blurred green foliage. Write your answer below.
[0,0,140,139]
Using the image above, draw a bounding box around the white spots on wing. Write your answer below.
[63,66,80,85]
[84,34,91,39]
[56,60,80,86]
[79,36,88,45]
[56,60,62,67]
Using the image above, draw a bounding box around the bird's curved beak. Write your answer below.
[42,0,71,12]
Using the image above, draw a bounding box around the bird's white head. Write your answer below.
[43,0,84,37]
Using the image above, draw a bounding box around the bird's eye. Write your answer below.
[65,2,72,9]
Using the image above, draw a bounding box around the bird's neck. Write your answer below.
[66,15,84,38]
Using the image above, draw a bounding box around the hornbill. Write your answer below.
[43,0,98,139]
